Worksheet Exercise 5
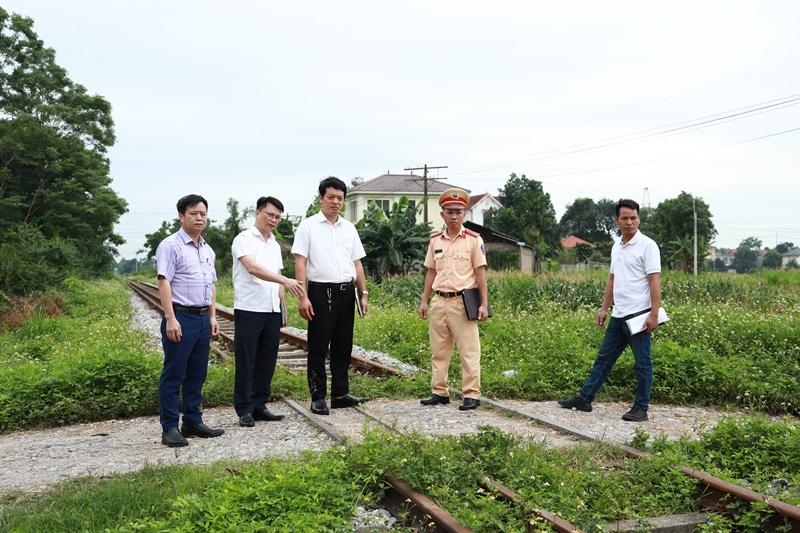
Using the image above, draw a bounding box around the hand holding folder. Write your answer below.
[462,288,492,321]
[625,307,668,334]
[355,286,365,318]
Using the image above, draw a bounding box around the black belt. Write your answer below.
[308,280,353,291]
[173,304,210,315]
[435,290,464,298]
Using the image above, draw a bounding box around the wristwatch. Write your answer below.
[359,290,369,296]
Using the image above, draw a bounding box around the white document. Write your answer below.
[625,307,668,334]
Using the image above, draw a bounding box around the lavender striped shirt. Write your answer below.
[155,228,217,306]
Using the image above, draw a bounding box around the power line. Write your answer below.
[534,126,800,179]
[450,92,800,176]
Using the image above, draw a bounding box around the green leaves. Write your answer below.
[0,9,127,291]
[357,197,431,281]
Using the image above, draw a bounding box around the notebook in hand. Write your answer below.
[461,287,492,320]
[355,286,365,318]
[625,307,668,334]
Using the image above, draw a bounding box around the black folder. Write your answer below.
[461,287,492,320]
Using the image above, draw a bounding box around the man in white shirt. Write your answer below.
[558,198,662,422]
[232,196,304,427]
[291,177,369,415]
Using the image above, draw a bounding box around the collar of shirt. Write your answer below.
[440,226,466,240]
[619,230,642,247]
[246,225,275,243]
[312,211,342,226]
[178,227,207,246]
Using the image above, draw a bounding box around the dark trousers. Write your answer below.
[306,282,355,400]
[159,311,210,431]
[579,315,653,410]
[234,309,281,416]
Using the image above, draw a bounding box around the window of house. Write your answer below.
[349,200,357,222]
[368,199,391,215]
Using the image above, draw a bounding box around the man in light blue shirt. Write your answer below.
[156,194,224,447]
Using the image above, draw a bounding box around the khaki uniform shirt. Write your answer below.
[424,227,487,292]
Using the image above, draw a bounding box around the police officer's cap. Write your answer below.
[439,188,469,209]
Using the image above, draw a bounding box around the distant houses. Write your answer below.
[345,173,501,228]
[345,173,537,272]
[782,247,800,268]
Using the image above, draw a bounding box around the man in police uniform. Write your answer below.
[418,188,489,411]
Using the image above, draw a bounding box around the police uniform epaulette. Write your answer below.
[429,230,444,238]
[464,228,480,237]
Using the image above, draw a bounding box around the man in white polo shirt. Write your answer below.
[231,196,304,428]
[292,177,369,415]
[558,198,662,422]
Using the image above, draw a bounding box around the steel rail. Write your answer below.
[477,395,800,529]
[283,399,473,532]
[127,279,399,376]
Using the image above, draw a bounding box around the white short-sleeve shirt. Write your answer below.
[610,230,661,317]
[291,212,366,283]
[231,227,282,312]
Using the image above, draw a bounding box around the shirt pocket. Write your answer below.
[453,252,472,275]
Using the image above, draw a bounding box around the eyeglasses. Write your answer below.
[260,211,282,221]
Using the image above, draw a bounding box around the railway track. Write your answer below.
[127,279,400,377]
[288,395,800,532]
[128,279,800,531]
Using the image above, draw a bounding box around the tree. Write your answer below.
[762,249,782,270]
[0,8,127,292]
[357,197,430,281]
[141,198,248,274]
[732,237,761,274]
[775,242,795,254]
[487,173,558,255]
[644,192,716,273]
[141,220,180,260]
[558,197,616,253]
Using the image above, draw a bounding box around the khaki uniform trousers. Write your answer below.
[428,295,481,399]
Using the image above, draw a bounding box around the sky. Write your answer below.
[4,1,799,259]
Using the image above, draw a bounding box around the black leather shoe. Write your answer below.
[419,394,450,405]
[420,393,450,406]
[239,414,255,427]
[558,395,593,412]
[161,427,188,447]
[458,398,480,411]
[253,407,285,421]
[310,399,329,415]
[331,394,365,408]
[181,422,225,438]
[622,407,648,422]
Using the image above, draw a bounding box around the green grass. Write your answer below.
[1,271,799,530]
[4,418,796,531]
[2,271,798,434]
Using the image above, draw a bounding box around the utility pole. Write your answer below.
[404,164,448,225]
[693,196,698,276]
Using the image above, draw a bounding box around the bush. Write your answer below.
[0,224,77,296]
[486,249,518,271]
